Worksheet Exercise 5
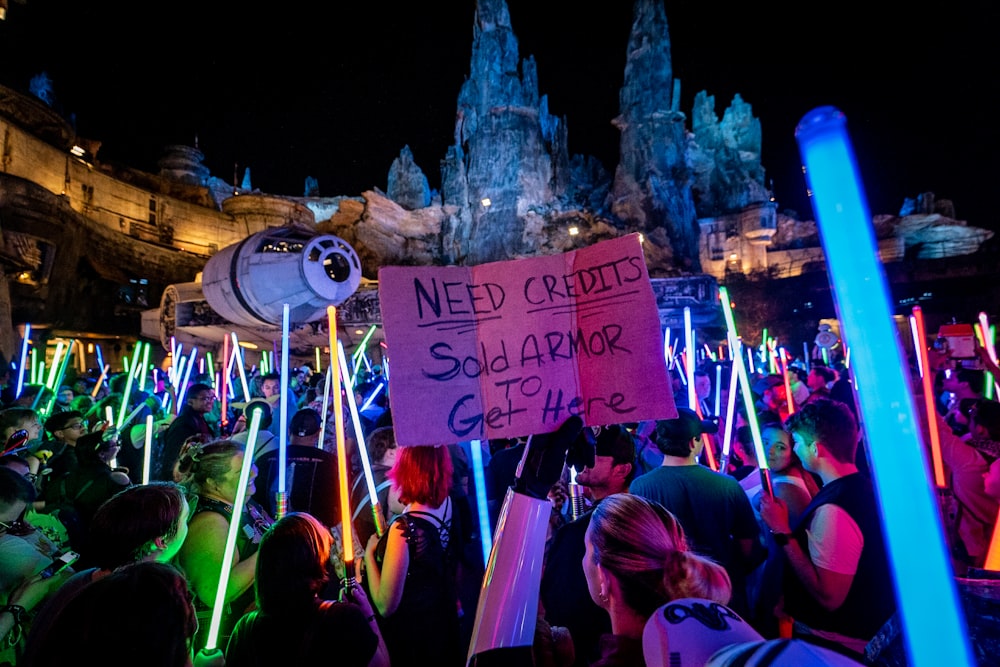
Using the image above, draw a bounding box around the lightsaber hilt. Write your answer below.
[275,491,288,521]
[760,467,774,499]
[719,452,730,475]
[569,482,586,522]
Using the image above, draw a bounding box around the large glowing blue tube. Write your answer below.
[796,106,972,667]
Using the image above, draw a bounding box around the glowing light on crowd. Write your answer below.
[796,105,972,667]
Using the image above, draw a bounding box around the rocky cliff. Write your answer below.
[332,0,769,280]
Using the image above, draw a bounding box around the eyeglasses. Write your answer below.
[63,422,86,430]
[194,395,217,403]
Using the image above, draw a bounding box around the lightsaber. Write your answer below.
[338,340,384,537]
[204,408,263,652]
[718,342,741,474]
[719,287,772,498]
[15,324,30,400]
[317,366,332,451]
[142,414,154,485]
[714,363,722,417]
[276,304,291,519]
[911,307,946,488]
[91,364,110,398]
[684,307,697,411]
[360,382,385,412]
[909,316,924,378]
[796,105,972,667]
[470,439,492,567]
[95,343,105,377]
[43,339,76,418]
[220,335,230,432]
[779,347,795,415]
[978,312,999,397]
[45,341,65,389]
[231,333,251,402]
[138,342,151,393]
[803,341,810,372]
[174,347,198,417]
[679,350,717,472]
[328,306,355,584]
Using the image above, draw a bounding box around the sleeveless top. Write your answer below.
[373,496,463,667]
[191,495,274,642]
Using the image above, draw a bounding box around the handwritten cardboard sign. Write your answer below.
[378,234,676,446]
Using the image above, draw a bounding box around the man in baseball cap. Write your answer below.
[629,407,760,619]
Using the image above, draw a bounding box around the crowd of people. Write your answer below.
[0,334,996,667]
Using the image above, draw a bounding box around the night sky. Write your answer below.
[1,1,997,232]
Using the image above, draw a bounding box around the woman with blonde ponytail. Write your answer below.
[583,494,762,666]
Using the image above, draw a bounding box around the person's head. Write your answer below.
[56,385,74,406]
[255,512,331,611]
[652,408,716,459]
[184,383,216,415]
[576,425,636,500]
[389,444,453,507]
[175,439,256,503]
[69,394,96,415]
[943,366,986,398]
[584,494,730,620]
[241,398,273,430]
[0,466,36,535]
[260,373,281,399]
[31,561,197,667]
[761,422,797,474]
[89,482,190,568]
[44,410,87,445]
[0,406,42,444]
[970,398,1000,441]
[694,370,712,401]
[10,384,51,409]
[289,407,322,444]
[783,398,858,470]
[368,426,398,466]
[807,365,836,391]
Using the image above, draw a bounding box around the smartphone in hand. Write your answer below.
[40,551,80,579]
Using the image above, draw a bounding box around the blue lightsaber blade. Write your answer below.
[796,105,972,667]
